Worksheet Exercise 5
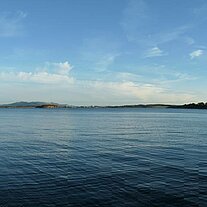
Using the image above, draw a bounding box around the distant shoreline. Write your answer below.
[0,102,206,109]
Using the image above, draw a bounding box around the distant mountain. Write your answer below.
[0,102,61,108]
[1,102,47,107]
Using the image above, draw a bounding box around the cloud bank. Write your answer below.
[0,61,198,105]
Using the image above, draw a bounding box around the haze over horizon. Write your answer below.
[0,0,206,105]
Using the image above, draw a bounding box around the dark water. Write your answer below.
[0,108,206,207]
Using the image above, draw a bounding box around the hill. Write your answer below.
[0,102,60,108]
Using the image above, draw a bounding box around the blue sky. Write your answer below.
[0,0,206,105]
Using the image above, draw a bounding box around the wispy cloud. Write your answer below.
[190,50,203,59]
[133,64,198,86]
[159,72,198,84]
[185,37,195,45]
[116,72,141,82]
[121,0,148,43]
[0,11,27,37]
[144,47,167,58]
[95,53,119,72]
[0,61,74,84]
[47,61,73,75]
[80,37,120,72]
[0,61,199,105]
[155,26,191,45]
[0,71,74,84]
[193,3,207,22]
[0,60,198,105]
[0,71,73,84]
[0,76,196,105]
[121,0,191,46]
[77,80,196,104]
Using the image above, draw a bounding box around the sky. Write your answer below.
[0,0,206,105]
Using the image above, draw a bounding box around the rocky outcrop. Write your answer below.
[36,104,59,108]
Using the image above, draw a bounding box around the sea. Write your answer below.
[0,108,206,207]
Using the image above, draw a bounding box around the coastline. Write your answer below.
[0,102,206,109]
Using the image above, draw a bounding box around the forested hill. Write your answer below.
[169,102,207,109]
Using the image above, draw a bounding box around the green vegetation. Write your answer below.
[170,102,207,109]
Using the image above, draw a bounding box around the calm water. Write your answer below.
[0,108,206,207]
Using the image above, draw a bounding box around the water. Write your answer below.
[0,108,206,207]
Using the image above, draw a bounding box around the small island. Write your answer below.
[36,104,59,109]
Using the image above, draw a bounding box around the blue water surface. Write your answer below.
[0,108,206,206]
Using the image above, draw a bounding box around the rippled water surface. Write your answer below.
[0,108,206,206]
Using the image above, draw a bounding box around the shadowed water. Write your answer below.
[0,108,206,206]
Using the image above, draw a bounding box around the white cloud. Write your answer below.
[0,61,200,105]
[77,80,195,104]
[0,11,27,37]
[190,50,203,59]
[0,61,74,84]
[144,47,166,58]
[0,70,196,105]
[0,71,74,84]
[52,61,73,75]
[91,81,163,101]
